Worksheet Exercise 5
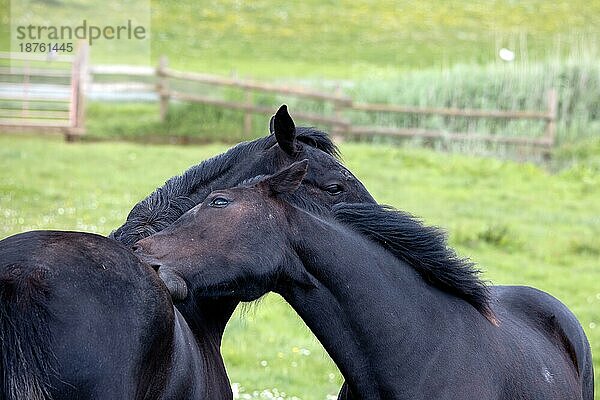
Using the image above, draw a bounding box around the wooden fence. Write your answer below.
[1,49,559,149]
[156,57,353,137]
[156,57,557,149]
[0,44,89,140]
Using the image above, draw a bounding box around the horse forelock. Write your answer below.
[239,175,269,187]
[295,127,340,159]
[331,203,494,320]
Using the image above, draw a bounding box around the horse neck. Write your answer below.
[171,305,235,400]
[280,211,451,399]
[177,298,238,348]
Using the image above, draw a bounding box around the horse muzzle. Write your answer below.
[132,245,189,302]
[157,267,189,302]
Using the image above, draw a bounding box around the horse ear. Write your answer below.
[272,104,298,155]
[269,114,275,135]
[261,159,308,195]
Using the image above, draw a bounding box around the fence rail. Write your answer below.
[159,64,352,104]
[1,50,559,150]
[349,88,557,148]
[156,57,352,135]
[351,102,553,120]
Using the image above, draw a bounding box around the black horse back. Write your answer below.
[0,231,174,400]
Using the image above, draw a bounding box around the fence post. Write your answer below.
[23,60,30,117]
[67,42,88,141]
[157,56,170,122]
[243,90,253,137]
[332,85,350,140]
[544,88,558,147]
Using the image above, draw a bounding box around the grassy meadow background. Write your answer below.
[0,0,599,398]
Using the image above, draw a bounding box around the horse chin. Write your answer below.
[158,268,188,302]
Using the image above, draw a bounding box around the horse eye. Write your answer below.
[325,183,344,195]
[209,197,230,208]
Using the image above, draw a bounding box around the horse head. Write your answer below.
[133,161,313,302]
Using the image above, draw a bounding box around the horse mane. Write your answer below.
[332,203,493,320]
[140,136,274,218]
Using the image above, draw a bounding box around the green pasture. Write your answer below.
[150,0,600,78]
[152,0,600,78]
[0,135,598,398]
[1,0,600,77]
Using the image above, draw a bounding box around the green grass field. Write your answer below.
[0,135,598,398]
[1,0,599,77]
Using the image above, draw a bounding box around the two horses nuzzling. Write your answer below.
[0,106,593,400]
[0,106,370,399]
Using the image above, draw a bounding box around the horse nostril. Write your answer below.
[150,262,161,271]
[131,242,161,270]
[132,241,149,253]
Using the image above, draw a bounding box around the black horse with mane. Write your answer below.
[112,106,376,398]
[135,161,594,400]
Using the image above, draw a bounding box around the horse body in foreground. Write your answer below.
[0,231,227,399]
[135,161,594,400]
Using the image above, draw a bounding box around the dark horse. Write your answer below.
[111,105,376,398]
[0,231,217,399]
[135,161,594,400]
